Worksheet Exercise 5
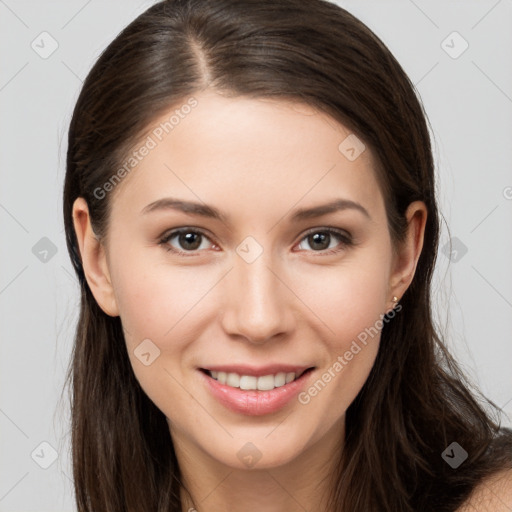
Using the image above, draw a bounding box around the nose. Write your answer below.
[220,252,295,345]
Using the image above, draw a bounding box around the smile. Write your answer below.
[202,369,311,391]
[198,367,316,416]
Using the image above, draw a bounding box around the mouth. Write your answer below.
[199,367,315,391]
[198,365,317,416]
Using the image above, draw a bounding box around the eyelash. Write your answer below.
[158,227,354,257]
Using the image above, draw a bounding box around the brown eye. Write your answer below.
[159,229,215,254]
[297,228,353,254]
[306,232,331,251]
[176,232,202,250]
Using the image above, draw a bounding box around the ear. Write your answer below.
[388,200,428,306]
[72,197,119,317]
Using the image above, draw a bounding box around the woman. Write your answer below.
[62,0,512,510]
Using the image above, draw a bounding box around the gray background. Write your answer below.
[1,0,511,510]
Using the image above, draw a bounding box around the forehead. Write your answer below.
[108,90,385,223]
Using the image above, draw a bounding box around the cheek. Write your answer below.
[300,251,390,338]
[112,250,213,348]
[293,255,389,417]
[111,253,212,414]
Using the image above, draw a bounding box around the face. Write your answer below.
[74,89,422,472]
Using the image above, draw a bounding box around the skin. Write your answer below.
[457,469,512,511]
[73,89,428,512]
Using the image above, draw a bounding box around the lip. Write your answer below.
[198,367,315,416]
[199,364,313,378]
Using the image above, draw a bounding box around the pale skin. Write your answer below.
[71,89,510,511]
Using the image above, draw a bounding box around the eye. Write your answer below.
[158,226,353,257]
[159,228,216,256]
[295,228,353,255]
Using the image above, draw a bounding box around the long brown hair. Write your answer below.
[62,0,512,510]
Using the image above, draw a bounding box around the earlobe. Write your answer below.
[388,201,428,303]
[72,197,119,317]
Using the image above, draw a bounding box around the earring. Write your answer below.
[392,296,399,304]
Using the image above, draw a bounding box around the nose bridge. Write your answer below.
[221,245,292,343]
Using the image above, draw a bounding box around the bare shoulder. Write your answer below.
[456,468,512,511]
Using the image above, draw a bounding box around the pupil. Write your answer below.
[310,232,329,250]
[180,232,201,250]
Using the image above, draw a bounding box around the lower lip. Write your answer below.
[198,368,315,416]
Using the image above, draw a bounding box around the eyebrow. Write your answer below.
[141,197,371,222]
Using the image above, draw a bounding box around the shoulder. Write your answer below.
[456,468,512,511]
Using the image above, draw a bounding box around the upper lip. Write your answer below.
[200,364,314,378]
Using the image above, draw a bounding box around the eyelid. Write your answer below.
[159,226,213,241]
[299,226,352,241]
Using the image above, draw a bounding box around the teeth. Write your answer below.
[209,371,299,390]
[285,372,296,384]
[226,372,240,387]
